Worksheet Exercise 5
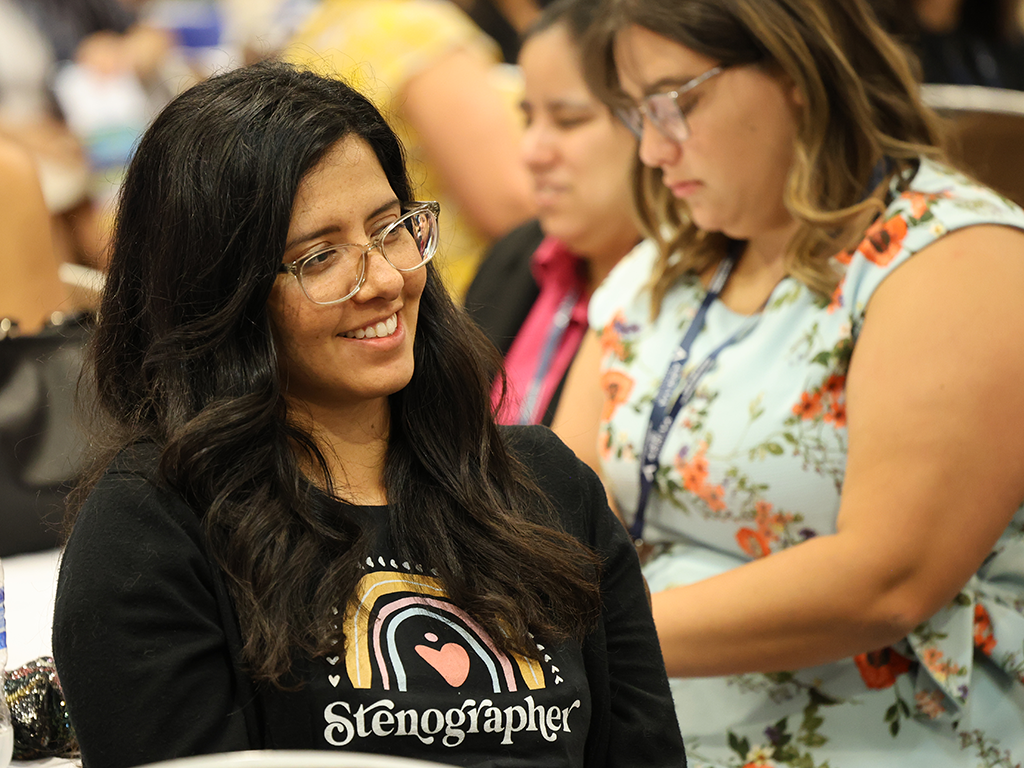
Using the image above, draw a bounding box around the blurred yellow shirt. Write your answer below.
[284,0,520,297]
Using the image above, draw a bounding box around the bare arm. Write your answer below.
[552,329,605,472]
[400,46,535,240]
[653,225,1024,677]
[0,140,69,332]
[552,329,624,520]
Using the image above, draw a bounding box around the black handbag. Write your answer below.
[0,312,93,557]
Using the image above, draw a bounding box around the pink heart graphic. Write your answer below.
[415,642,470,687]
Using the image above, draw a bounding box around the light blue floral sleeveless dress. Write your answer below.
[589,159,1024,768]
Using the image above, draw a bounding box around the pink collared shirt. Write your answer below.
[492,237,590,425]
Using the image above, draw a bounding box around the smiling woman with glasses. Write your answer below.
[553,0,1024,766]
[50,61,684,768]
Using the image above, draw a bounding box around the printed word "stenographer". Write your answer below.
[324,696,582,748]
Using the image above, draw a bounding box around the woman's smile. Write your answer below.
[340,312,400,339]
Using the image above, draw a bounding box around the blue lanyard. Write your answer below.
[627,164,892,543]
[517,287,581,425]
[630,243,751,543]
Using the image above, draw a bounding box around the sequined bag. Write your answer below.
[2,656,77,760]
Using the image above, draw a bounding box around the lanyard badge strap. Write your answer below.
[629,243,749,543]
[517,287,581,425]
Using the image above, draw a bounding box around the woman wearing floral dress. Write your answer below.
[553,0,1024,765]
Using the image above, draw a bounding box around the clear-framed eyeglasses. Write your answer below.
[617,65,725,143]
[279,201,440,305]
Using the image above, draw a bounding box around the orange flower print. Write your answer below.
[792,390,823,420]
[681,460,706,494]
[915,690,946,719]
[675,443,710,494]
[598,429,613,461]
[598,311,636,361]
[824,400,847,427]
[901,189,951,219]
[853,647,913,689]
[754,500,789,539]
[738,500,795,557]
[674,442,728,512]
[703,483,727,512]
[754,499,774,522]
[598,315,624,360]
[920,647,961,683]
[821,374,845,397]
[904,191,930,219]
[737,527,772,558]
[826,278,845,313]
[974,604,997,655]
[599,369,634,423]
[858,214,909,267]
[741,746,777,767]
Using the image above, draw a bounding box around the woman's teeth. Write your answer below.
[342,314,398,339]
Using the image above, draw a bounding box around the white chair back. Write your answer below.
[136,750,452,768]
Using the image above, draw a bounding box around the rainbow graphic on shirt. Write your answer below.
[341,557,548,692]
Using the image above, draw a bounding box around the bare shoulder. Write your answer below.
[846,220,1024,525]
[865,222,1024,326]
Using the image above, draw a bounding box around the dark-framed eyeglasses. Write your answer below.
[279,201,440,305]
[617,65,725,143]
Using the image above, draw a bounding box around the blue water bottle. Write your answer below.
[0,559,12,767]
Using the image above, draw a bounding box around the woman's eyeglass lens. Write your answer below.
[283,202,440,305]
[617,66,724,143]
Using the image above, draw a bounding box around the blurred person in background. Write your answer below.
[553,0,1024,764]
[464,0,639,427]
[0,0,174,271]
[884,0,1024,89]
[0,136,69,332]
[283,0,537,297]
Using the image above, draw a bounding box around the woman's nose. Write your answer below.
[353,245,403,302]
[637,117,681,169]
[521,120,557,170]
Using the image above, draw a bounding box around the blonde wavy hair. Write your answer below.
[584,0,947,318]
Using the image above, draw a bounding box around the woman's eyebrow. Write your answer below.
[641,74,700,96]
[284,198,400,251]
[547,98,597,111]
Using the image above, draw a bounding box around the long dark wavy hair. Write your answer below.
[75,61,602,686]
[584,0,947,317]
